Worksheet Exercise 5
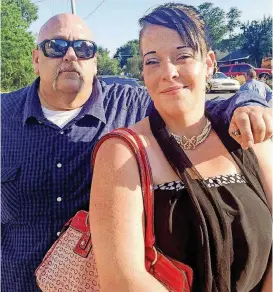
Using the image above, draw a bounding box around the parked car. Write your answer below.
[98,75,141,87]
[218,63,272,80]
[206,72,240,93]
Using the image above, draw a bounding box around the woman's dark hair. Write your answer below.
[139,3,210,58]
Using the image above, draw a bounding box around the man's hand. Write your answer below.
[229,106,273,149]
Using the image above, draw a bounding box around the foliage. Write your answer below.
[198,3,242,51]
[1,0,37,91]
[5,0,38,25]
[222,7,243,52]
[124,55,142,79]
[217,35,243,53]
[226,7,241,36]
[198,2,226,49]
[241,17,272,67]
[114,40,139,68]
[97,46,121,75]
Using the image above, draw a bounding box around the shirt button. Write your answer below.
[57,163,62,168]
[57,197,62,202]
[38,120,42,124]
[57,231,61,236]
[60,131,64,135]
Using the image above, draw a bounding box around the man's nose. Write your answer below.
[161,61,179,81]
[63,46,78,62]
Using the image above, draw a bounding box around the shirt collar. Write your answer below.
[23,77,106,125]
[23,78,44,125]
[77,77,106,124]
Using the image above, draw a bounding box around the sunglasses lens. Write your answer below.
[44,39,68,57]
[73,41,96,59]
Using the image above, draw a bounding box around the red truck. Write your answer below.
[218,63,272,79]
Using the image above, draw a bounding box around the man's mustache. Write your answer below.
[56,64,83,77]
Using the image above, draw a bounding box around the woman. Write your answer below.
[90,3,272,291]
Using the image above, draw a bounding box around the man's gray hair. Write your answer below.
[246,69,257,79]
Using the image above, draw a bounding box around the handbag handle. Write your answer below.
[92,128,155,248]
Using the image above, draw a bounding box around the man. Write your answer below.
[1,14,272,292]
[240,69,272,104]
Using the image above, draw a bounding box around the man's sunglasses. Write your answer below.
[37,39,97,59]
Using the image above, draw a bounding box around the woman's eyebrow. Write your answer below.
[177,45,190,50]
[143,51,156,58]
[143,46,190,58]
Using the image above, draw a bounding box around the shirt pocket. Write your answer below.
[1,166,21,223]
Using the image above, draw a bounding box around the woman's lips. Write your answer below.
[160,86,187,95]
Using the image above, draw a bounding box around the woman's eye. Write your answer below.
[145,59,159,65]
[177,54,192,60]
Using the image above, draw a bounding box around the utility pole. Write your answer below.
[71,0,76,14]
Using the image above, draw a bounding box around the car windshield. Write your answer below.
[99,76,140,87]
[213,72,228,79]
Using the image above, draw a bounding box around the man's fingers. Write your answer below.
[229,117,243,146]
[249,112,266,143]
[263,113,273,140]
[232,111,253,149]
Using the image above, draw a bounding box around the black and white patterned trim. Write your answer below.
[154,180,186,191]
[203,173,246,188]
[154,173,247,191]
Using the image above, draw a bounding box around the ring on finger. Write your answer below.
[231,129,241,137]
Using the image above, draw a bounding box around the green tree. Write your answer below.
[198,3,242,51]
[97,47,121,75]
[217,34,243,53]
[1,0,37,91]
[114,40,139,68]
[221,7,243,52]
[226,7,241,36]
[241,17,272,67]
[7,0,38,25]
[124,55,142,79]
[198,2,226,49]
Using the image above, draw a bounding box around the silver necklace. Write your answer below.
[167,118,212,150]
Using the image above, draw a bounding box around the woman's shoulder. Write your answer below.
[129,117,152,137]
[93,118,151,168]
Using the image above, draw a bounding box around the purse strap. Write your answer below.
[92,128,155,248]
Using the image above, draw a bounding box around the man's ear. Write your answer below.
[205,50,216,78]
[32,49,40,75]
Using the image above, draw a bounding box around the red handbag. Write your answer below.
[35,128,193,292]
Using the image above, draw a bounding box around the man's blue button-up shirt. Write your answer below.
[1,77,269,291]
[240,79,272,103]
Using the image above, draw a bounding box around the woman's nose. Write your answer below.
[161,61,179,81]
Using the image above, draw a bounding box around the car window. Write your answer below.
[231,64,251,72]
[239,65,251,72]
[231,65,240,72]
[219,66,230,73]
[214,72,228,79]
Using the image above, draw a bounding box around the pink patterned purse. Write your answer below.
[35,128,193,292]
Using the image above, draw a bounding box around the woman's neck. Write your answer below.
[159,108,207,138]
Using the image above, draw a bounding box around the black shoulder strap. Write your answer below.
[205,109,269,207]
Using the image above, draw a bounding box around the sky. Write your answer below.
[30,0,272,56]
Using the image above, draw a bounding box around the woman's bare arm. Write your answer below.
[89,138,168,292]
[252,140,272,211]
[252,140,272,292]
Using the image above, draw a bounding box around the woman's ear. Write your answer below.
[205,50,216,78]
